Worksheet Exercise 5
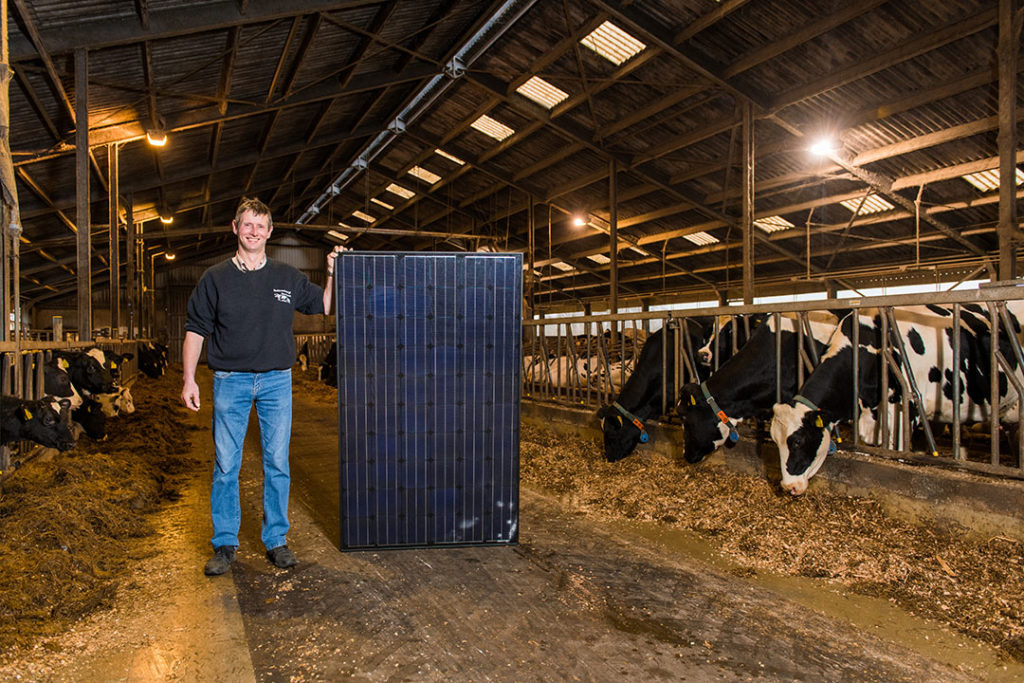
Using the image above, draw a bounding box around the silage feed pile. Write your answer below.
[520,425,1024,661]
[0,370,201,652]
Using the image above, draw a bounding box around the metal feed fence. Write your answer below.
[522,285,1024,480]
[0,339,145,473]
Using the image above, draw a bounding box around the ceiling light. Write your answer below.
[551,261,574,272]
[159,214,173,225]
[408,166,442,184]
[961,167,1024,192]
[839,194,894,214]
[370,197,394,210]
[434,149,465,165]
[385,183,415,199]
[352,210,374,222]
[809,137,838,156]
[572,216,587,227]
[683,231,719,246]
[516,76,570,109]
[327,230,349,242]
[164,252,176,261]
[587,253,611,264]
[146,128,168,147]
[580,21,646,66]
[471,114,515,141]
[754,215,795,233]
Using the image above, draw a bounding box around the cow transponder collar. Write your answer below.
[792,394,839,454]
[612,401,649,443]
[698,382,739,444]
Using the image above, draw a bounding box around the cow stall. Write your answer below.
[523,285,1024,484]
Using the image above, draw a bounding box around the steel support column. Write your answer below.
[742,101,754,304]
[997,0,1019,280]
[75,48,91,341]
[125,197,135,338]
[609,158,618,348]
[108,143,120,334]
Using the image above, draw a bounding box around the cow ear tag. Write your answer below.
[815,415,823,428]
[639,430,649,443]
[22,407,34,421]
[111,361,118,369]
[689,395,696,405]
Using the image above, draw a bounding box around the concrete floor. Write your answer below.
[5,367,1022,682]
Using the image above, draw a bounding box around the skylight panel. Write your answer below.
[327,230,349,242]
[839,194,894,214]
[580,21,646,66]
[407,165,442,184]
[587,253,611,264]
[961,167,1024,192]
[551,261,574,272]
[435,148,465,165]
[370,197,394,210]
[351,210,375,222]
[471,114,515,141]
[683,231,719,246]
[385,183,415,199]
[754,215,795,233]
[516,76,570,109]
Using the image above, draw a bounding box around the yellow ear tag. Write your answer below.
[815,416,823,428]
[58,358,69,370]
[111,361,118,369]
[23,408,34,420]
[689,395,696,405]
[616,415,623,426]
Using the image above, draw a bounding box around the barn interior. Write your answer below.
[1,0,1023,679]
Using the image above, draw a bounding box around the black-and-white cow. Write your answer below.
[319,341,338,387]
[93,385,135,418]
[55,350,117,396]
[138,341,169,378]
[596,319,709,462]
[696,314,766,368]
[770,303,1024,495]
[1,395,76,450]
[677,312,840,464]
[43,356,83,409]
[73,400,108,441]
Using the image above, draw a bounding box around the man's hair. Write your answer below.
[233,197,272,228]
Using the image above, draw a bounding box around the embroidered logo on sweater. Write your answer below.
[273,289,292,303]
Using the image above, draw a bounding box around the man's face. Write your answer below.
[233,209,272,254]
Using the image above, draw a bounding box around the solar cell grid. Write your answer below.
[336,253,521,550]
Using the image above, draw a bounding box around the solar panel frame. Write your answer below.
[336,252,521,550]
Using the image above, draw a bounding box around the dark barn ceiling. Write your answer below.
[6,0,1022,311]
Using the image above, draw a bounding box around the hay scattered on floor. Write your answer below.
[520,425,1024,662]
[0,369,201,653]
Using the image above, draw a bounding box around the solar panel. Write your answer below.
[335,252,521,550]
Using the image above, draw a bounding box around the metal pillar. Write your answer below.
[75,48,91,342]
[997,0,1019,280]
[125,197,135,338]
[108,143,120,334]
[741,101,754,304]
[609,158,618,349]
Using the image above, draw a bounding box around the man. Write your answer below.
[181,197,344,576]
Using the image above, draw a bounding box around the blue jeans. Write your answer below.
[211,369,292,551]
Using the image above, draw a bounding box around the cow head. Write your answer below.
[19,397,76,451]
[73,400,108,441]
[596,404,647,462]
[59,350,117,395]
[676,383,733,464]
[770,402,831,495]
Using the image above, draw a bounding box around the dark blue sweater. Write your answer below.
[185,258,324,372]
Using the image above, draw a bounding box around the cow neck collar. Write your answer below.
[612,401,649,443]
[792,394,840,453]
[699,381,739,444]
